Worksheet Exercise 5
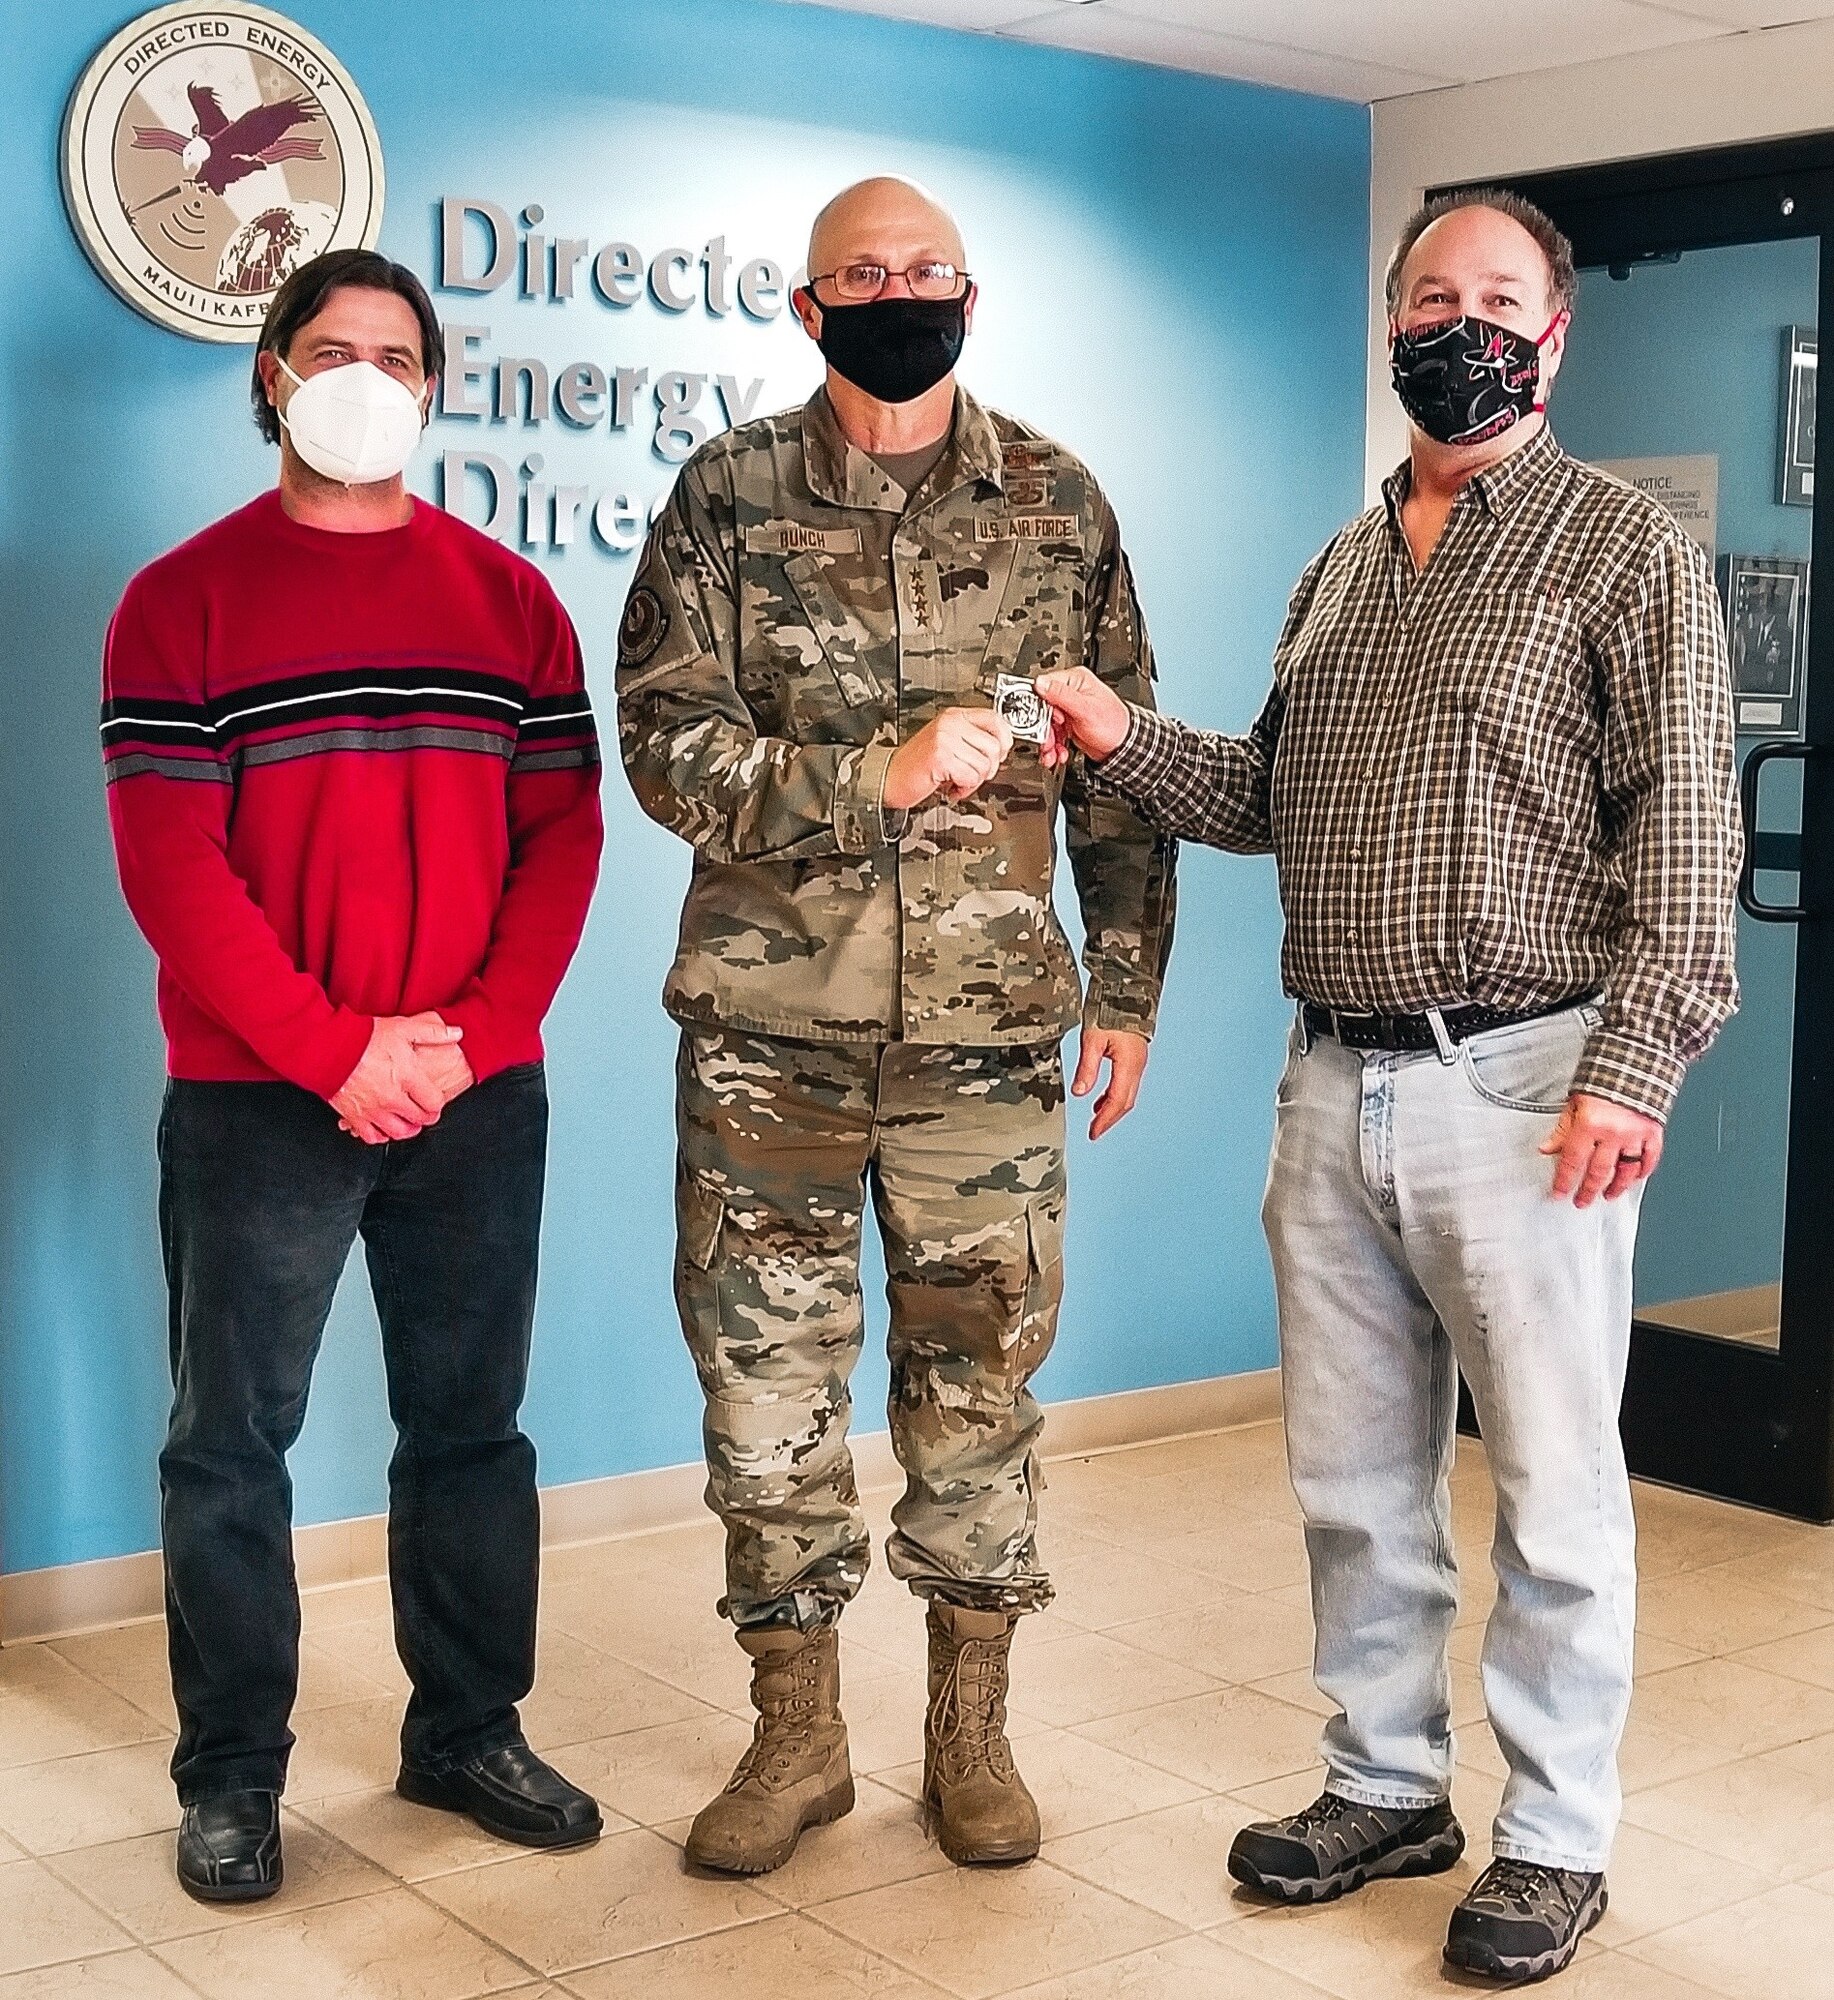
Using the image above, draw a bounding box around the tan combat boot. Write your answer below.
[684,1624,853,1874]
[924,1600,1040,1865]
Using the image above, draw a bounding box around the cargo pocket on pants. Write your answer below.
[1017,1190,1065,1379]
[674,1169,728,1395]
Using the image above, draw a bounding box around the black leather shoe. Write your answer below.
[175,1789,283,1903]
[396,1739,603,1849]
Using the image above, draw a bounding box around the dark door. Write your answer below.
[1448,140,1834,1521]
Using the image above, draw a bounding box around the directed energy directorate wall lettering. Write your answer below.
[434,195,805,558]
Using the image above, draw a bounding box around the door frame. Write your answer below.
[1436,137,1834,1521]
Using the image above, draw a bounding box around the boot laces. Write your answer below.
[729,1646,821,1794]
[1289,1792,1365,1836]
[1476,1857,1580,1918]
[930,1634,1015,1780]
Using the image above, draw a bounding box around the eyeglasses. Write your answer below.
[809,260,970,303]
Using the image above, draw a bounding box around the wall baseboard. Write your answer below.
[0,1367,1280,1646]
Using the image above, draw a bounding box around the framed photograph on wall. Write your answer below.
[1781,326,1817,507]
[1719,554,1808,736]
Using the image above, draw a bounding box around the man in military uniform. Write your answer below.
[616,176,1175,1874]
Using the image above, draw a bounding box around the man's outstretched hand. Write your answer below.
[1073,1026,1150,1139]
[331,1013,472,1145]
[1034,668,1132,771]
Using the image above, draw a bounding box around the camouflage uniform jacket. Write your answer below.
[615,385,1176,1046]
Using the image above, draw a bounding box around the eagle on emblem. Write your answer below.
[130,83,324,211]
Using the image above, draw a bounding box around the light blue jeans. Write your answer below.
[1263,1003,1640,1873]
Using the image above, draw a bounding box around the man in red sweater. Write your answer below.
[102,249,605,1903]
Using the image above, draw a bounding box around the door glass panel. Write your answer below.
[1555,235,1817,1350]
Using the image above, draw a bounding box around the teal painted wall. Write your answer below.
[0,0,1370,1574]
[1554,236,1817,1307]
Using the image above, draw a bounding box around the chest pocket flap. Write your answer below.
[782,552,888,709]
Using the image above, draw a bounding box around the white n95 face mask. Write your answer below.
[277,359,427,485]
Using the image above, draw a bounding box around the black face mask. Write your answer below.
[1390,313,1558,446]
[811,294,967,405]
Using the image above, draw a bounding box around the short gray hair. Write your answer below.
[1384,187,1577,318]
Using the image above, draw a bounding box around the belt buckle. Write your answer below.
[1331,1008,1378,1048]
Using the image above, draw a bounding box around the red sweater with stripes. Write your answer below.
[103,491,603,1099]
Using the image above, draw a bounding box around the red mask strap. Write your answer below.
[1530,311,1566,411]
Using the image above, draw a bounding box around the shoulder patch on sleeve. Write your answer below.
[619,585,669,668]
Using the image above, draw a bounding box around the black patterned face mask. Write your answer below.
[1390,313,1560,446]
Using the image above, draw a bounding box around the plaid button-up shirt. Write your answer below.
[1098,426,1741,1120]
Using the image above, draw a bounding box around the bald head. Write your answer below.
[808,176,965,279]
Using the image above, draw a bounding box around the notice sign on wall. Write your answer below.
[1595,453,1719,562]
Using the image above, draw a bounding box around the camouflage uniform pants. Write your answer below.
[674,1027,1066,1631]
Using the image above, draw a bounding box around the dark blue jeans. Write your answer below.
[156,1065,548,1803]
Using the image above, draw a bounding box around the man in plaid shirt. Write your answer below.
[1037,190,1740,1984]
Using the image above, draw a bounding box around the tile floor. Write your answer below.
[4,1420,1834,1998]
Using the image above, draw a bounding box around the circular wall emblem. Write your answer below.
[61,3,385,344]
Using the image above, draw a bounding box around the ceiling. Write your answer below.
[785,0,1834,102]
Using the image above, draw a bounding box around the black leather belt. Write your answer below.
[1300,995,1592,1054]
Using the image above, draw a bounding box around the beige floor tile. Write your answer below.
[0,1646,167,1769]
[1045,1551,1244,1633]
[1130,1515,1312,1597]
[1105,1593,1315,1687]
[1630,1499,1808,1582]
[1042,1794,1265,1930]
[1622,1750,1834,1878]
[549,1595,754,1714]
[47,1626,177,1730]
[1006,1630,1223,1728]
[298,1578,395,1631]
[1631,1655,1834,1756]
[1592,1819,1772,1946]
[0,1951,199,1999]
[998,1929,1336,2000]
[554,1712,756,1830]
[1527,1952,1720,1998]
[833,1667,942,1777]
[285,1698,409,1805]
[810,1858,1178,2000]
[419,1825,772,1976]
[1711,1542,1834,1615]
[1624,1881,1834,2000]
[294,1639,403,1714]
[1221,1870,1508,2000]
[48,1808,389,1943]
[0,1856,133,1973]
[1731,1621,1834,1694]
[519,1629,711,1752]
[1634,1569,1832,1657]
[0,1740,179,1856]
[156,1883,528,1999]
[1244,1668,1335,1719]
[656,1773,952,1907]
[563,1909,944,1998]
[296,1784,634,1883]
[874,1724,1204,1838]
[298,1618,412,1698]
[1763,1726,1834,1785]
[1076,1685,1323,1795]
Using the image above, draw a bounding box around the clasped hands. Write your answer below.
[883,701,1147,1139]
[1027,669,1664,1202]
[331,1014,474,1146]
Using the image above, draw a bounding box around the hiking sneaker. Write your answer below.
[1444,1858,1607,1983]
[1227,1790,1465,1905]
